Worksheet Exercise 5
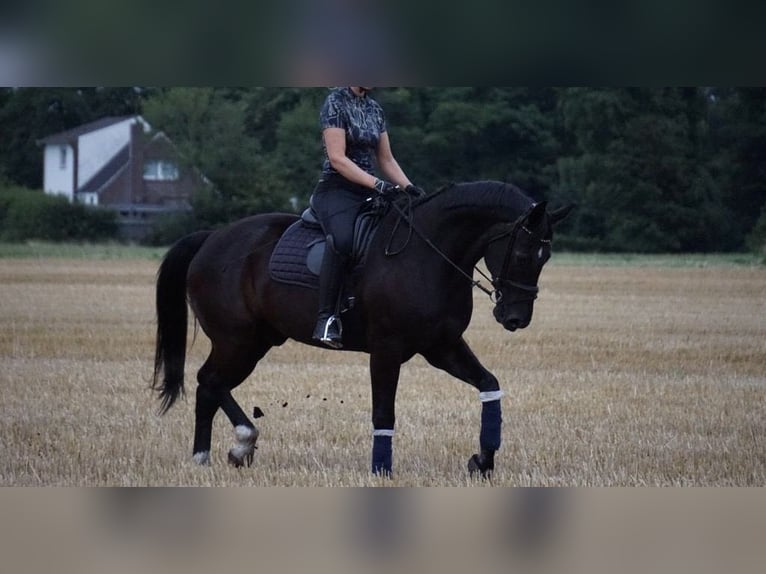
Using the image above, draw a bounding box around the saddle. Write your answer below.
[268,198,386,290]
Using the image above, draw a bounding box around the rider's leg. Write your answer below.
[310,184,359,349]
[313,235,348,348]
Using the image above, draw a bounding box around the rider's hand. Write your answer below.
[373,178,401,197]
[405,184,426,198]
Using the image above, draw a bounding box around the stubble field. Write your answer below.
[1,253,764,486]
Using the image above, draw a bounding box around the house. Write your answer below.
[38,115,206,241]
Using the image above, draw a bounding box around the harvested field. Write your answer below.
[1,256,764,485]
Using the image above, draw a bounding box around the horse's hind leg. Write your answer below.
[193,338,273,467]
[220,388,260,468]
[192,383,219,465]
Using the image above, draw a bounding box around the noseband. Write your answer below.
[489,278,539,304]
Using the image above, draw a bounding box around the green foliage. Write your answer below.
[0,241,165,259]
[0,87,147,189]
[142,87,305,225]
[555,88,737,253]
[745,205,766,256]
[142,88,259,201]
[142,211,197,247]
[0,186,117,242]
[1,87,765,253]
[254,94,325,209]
[708,87,766,249]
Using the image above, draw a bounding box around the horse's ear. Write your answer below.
[549,204,576,227]
[527,201,548,226]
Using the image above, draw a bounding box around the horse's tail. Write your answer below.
[152,230,213,415]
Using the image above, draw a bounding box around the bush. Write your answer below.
[142,211,199,246]
[142,187,273,246]
[0,186,118,241]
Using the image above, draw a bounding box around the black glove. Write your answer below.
[405,184,426,198]
[373,178,401,197]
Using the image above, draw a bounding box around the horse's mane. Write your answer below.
[415,180,535,216]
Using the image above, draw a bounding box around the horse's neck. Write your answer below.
[417,183,532,268]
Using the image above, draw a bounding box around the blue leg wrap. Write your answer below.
[371,435,393,475]
[480,399,502,451]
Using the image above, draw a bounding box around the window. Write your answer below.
[59,146,67,169]
[143,160,179,181]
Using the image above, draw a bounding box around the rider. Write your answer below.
[311,86,424,348]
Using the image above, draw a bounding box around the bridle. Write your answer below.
[386,197,545,305]
[478,218,545,304]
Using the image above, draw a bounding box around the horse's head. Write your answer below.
[484,202,574,332]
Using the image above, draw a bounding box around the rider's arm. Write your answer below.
[375,132,413,189]
[323,128,379,189]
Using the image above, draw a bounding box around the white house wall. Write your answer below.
[43,144,74,200]
[77,119,135,188]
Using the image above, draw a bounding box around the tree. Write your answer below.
[2,87,764,252]
[0,87,147,189]
[241,88,327,209]
[708,87,766,249]
[555,88,729,252]
[143,87,276,220]
[380,87,559,199]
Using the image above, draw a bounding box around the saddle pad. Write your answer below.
[269,220,322,289]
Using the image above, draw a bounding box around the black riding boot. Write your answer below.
[313,239,347,348]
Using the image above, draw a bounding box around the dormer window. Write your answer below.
[143,160,179,181]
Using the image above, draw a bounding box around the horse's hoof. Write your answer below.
[227,425,258,468]
[227,451,243,468]
[227,447,255,468]
[468,454,493,479]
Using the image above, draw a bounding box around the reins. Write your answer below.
[384,196,510,303]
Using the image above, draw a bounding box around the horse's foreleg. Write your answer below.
[468,390,502,477]
[369,348,402,476]
[422,338,501,478]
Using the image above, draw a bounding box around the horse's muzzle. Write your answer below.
[494,305,532,332]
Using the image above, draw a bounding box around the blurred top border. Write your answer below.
[1,0,763,86]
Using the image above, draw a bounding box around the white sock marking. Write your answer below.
[193,451,210,465]
[235,425,258,443]
[479,390,504,402]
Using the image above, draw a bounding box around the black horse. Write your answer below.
[152,180,572,476]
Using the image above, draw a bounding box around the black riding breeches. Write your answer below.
[310,178,372,256]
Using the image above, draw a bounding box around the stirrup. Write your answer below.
[315,315,343,349]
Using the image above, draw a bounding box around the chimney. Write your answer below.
[129,119,144,204]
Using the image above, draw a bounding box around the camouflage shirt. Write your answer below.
[319,87,387,179]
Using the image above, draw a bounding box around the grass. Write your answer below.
[0,241,764,268]
[0,255,764,486]
[551,251,765,268]
[0,241,167,260]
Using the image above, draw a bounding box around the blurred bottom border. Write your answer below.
[1,488,763,574]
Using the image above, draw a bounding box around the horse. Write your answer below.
[152,180,573,477]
